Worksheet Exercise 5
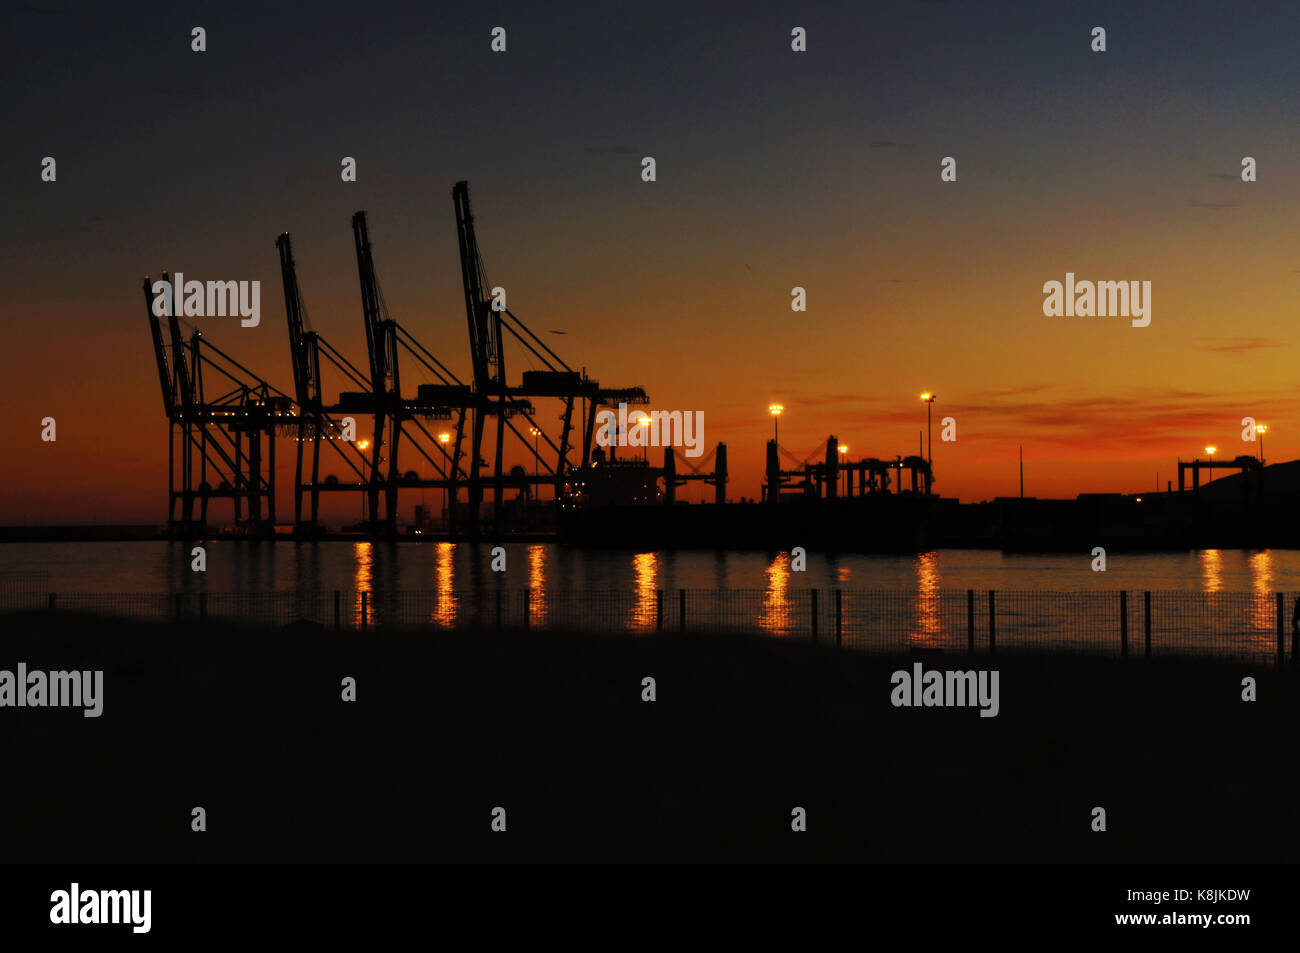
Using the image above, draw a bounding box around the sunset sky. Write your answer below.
[4,0,1300,523]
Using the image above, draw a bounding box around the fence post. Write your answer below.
[656,589,663,633]
[810,589,819,643]
[1277,592,1285,668]
[988,590,996,655]
[496,589,503,631]
[967,589,974,654]
[835,589,842,648]
[199,591,207,622]
[1119,590,1128,659]
[524,589,531,631]
[48,593,55,613]
[679,589,686,632]
[334,590,340,631]
[1143,591,1151,660]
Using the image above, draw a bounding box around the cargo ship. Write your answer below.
[557,438,941,552]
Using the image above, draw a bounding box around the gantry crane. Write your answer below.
[147,183,665,537]
[276,233,372,529]
[350,212,403,530]
[345,211,490,534]
[143,272,292,534]
[452,181,651,533]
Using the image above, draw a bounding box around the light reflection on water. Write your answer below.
[2,543,1297,653]
[627,552,658,632]
[528,544,547,628]
[353,542,372,627]
[432,542,456,628]
[1200,549,1223,593]
[758,553,793,636]
[1248,549,1274,638]
[911,552,941,648]
[11,542,1300,594]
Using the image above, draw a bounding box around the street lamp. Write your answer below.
[636,415,652,462]
[354,439,373,522]
[838,444,848,496]
[1256,424,1268,463]
[529,426,541,478]
[920,394,937,495]
[769,403,784,444]
[920,394,936,470]
[438,432,452,525]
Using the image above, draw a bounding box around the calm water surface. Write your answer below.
[2,544,1292,657]
[0,542,1293,595]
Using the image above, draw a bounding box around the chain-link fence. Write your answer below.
[1,587,1294,663]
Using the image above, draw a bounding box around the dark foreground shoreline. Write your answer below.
[0,611,1296,863]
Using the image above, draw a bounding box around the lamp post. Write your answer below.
[769,403,784,445]
[920,394,936,464]
[529,426,541,478]
[438,432,451,525]
[920,393,936,493]
[1204,445,1216,486]
[838,444,848,495]
[357,440,371,521]
[1256,424,1267,464]
[636,415,652,462]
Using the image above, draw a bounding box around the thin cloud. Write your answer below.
[970,384,1051,400]
[975,391,1277,446]
[794,394,876,408]
[870,388,1264,445]
[1199,337,1286,353]
[747,386,1288,464]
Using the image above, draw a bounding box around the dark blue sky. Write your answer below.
[4,0,1300,519]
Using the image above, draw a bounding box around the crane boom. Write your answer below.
[143,276,174,418]
[350,211,402,529]
[453,180,504,391]
[276,232,319,407]
[160,270,193,415]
